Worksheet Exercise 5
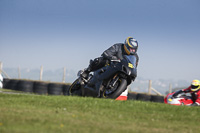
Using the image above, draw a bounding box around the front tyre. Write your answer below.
[103,79,127,99]
[68,78,82,96]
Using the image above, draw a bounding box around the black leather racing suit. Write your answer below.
[88,43,139,73]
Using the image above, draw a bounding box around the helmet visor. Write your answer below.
[130,40,138,47]
[191,85,199,89]
[191,85,200,91]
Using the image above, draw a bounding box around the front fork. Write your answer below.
[108,74,119,88]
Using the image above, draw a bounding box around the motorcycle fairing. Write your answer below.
[83,55,137,97]
[164,92,193,106]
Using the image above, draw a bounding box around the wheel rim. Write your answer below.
[103,80,120,97]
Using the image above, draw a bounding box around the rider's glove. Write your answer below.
[171,94,177,99]
[171,90,183,99]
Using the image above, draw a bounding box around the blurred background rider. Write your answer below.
[172,79,200,106]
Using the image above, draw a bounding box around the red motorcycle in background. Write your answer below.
[164,92,193,106]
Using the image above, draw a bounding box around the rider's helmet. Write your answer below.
[191,79,200,92]
[124,37,138,55]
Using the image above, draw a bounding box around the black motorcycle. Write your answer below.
[68,55,137,99]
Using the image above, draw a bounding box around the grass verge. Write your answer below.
[0,92,200,133]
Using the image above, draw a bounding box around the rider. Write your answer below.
[172,79,200,106]
[81,37,139,81]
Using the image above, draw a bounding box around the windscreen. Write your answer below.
[124,55,137,68]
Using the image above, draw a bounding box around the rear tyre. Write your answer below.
[103,79,127,99]
[68,78,82,96]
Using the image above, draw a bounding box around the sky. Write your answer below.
[0,0,200,82]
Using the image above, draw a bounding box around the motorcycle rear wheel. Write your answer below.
[68,78,82,96]
[102,78,127,99]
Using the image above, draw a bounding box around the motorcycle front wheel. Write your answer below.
[68,78,82,96]
[102,78,127,99]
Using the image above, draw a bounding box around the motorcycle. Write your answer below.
[68,55,137,99]
[164,92,193,106]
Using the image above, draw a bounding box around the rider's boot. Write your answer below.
[81,57,105,78]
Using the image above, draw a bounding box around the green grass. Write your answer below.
[0,91,200,133]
